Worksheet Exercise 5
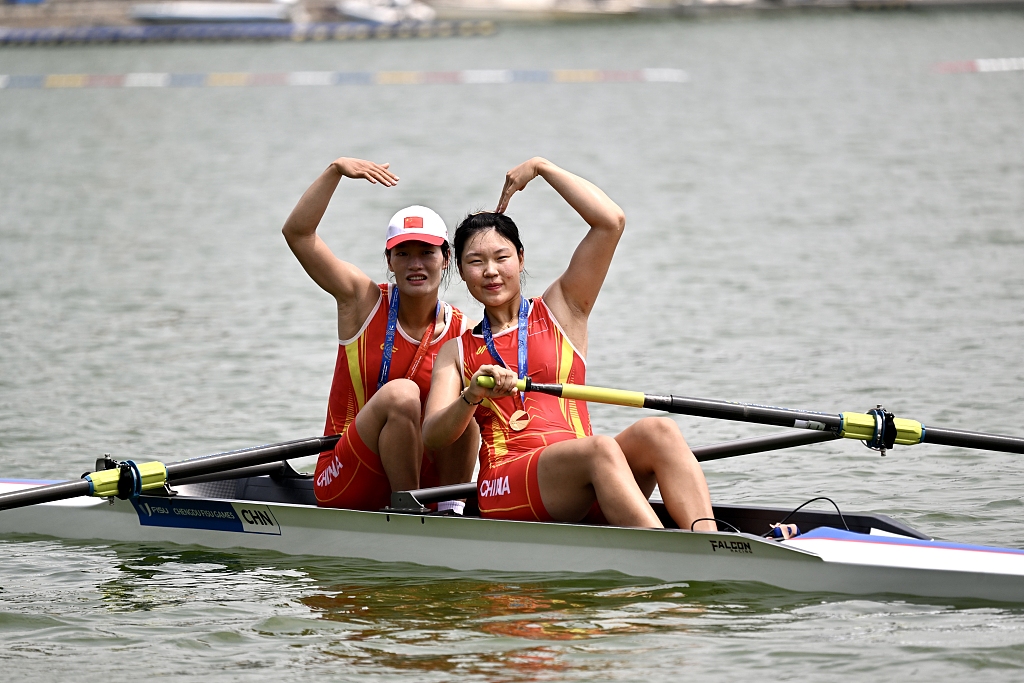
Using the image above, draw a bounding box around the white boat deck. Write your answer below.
[783,528,1024,576]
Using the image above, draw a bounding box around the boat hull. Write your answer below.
[2,481,1024,604]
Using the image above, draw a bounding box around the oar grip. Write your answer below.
[474,376,645,409]
[475,376,528,391]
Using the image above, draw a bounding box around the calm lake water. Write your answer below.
[2,12,1024,681]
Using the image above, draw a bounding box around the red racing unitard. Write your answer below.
[314,283,467,509]
[459,298,591,521]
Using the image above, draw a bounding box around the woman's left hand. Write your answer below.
[496,157,546,213]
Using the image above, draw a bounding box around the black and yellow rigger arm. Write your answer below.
[84,459,169,498]
[475,377,1023,455]
[837,411,923,449]
[0,434,341,513]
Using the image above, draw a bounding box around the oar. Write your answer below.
[690,430,838,461]
[0,434,340,512]
[475,377,1024,455]
[388,430,840,512]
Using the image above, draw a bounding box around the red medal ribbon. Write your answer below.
[404,309,440,381]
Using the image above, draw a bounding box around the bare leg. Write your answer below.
[536,435,663,528]
[615,417,716,532]
[352,378,423,492]
[432,419,480,486]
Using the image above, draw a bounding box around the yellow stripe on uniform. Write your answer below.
[345,341,366,410]
[567,398,586,438]
[557,336,588,438]
[490,413,508,459]
[481,397,509,427]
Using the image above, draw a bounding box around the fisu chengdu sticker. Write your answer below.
[132,496,281,535]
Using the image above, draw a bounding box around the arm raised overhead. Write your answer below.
[282,157,399,339]
[496,157,625,355]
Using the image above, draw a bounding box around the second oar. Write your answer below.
[475,377,1024,455]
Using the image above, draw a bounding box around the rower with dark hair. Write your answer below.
[283,156,478,513]
[423,157,716,530]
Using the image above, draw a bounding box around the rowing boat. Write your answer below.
[3,462,1024,604]
[4,386,1022,603]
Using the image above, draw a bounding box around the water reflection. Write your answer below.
[8,538,1024,680]
[82,543,736,679]
[96,547,273,612]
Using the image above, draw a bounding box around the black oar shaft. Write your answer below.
[526,382,841,433]
[522,380,1024,455]
[389,431,841,511]
[0,480,92,512]
[171,461,288,487]
[645,395,843,433]
[165,435,340,482]
[923,427,1024,454]
[692,430,839,462]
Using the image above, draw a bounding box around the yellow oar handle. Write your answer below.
[474,376,646,408]
[560,384,645,408]
[475,376,517,390]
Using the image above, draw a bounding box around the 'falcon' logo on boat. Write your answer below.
[709,540,753,554]
[479,475,510,497]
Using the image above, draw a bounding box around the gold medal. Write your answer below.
[509,410,530,432]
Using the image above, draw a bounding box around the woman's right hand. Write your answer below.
[464,364,519,404]
[496,157,547,213]
[331,157,399,187]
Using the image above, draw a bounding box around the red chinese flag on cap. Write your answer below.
[404,216,423,230]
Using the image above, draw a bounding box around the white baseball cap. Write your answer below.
[385,205,448,250]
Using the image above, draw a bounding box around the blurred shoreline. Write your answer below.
[2,0,1022,32]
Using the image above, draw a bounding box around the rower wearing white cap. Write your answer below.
[283,157,478,513]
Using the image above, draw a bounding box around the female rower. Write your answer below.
[422,158,716,530]
[283,156,478,513]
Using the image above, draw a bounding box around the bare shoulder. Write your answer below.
[434,337,463,370]
[539,287,588,357]
[337,279,385,340]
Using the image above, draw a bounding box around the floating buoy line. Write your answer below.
[0,68,688,90]
[935,57,1024,73]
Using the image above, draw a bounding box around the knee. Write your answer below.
[637,417,686,448]
[377,379,421,419]
[589,435,628,473]
[630,417,700,470]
